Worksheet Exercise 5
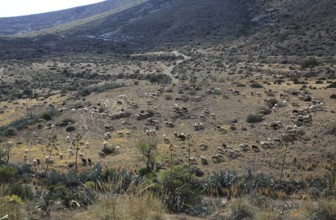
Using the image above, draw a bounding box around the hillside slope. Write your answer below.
[0,0,136,36]
[0,0,335,60]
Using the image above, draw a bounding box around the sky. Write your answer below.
[0,0,105,18]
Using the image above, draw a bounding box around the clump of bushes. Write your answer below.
[301,58,319,69]
[330,94,336,99]
[41,112,53,121]
[65,125,76,132]
[6,127,18,137]
[246,114,263,123]
[0,166,17,183]
[146,73,171,84]
[250,82,263,88]
[102,145,116,155]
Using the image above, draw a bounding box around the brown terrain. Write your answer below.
[0,0,335,219]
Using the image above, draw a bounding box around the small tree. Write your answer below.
[136,139,158,173]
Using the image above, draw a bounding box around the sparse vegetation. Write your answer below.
[250,82,263,88]
[246,114,263,123]
[65,125,76,132]
[301,58,319,69]
[0,0,335,218]
[325,122,336,136]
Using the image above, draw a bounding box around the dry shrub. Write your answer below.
[0,193,28,220]
[84,182,165,220]
[304,198,336,220]
[221,198,256,220]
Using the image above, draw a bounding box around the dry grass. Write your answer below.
[76,192,165,220]
[0,185,28,220]
[303,198,336,220]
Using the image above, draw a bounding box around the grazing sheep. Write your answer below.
[216,125,227,134]
[189,157,197,165]
[85,141,89,149]
[32,159,40,166]
[193,122,204,131]
[175,132,187,141]
[59,153,63,160]
[82,158,87,166]
[7,141,13,148]
[251,145,260,153]
[239,143,250,152]
[230,123,237,131]
[227,150,240,159]
[98,151,106,158]
[45,156,53,165]
[67,162,76,169]
[165,121,175,128]
[68,149,74,157]
[274,138,283,146]
[117,131,124,137]
[200,156,209,165]
[103,141,108,148]
[199,144,208,151]
[211,113,216,120]
[163,134,170,144]
[216,147,225,155]
[104,132,112,140]
[66,136,71,143]
[281,133,295,144]
[212,154,224,163]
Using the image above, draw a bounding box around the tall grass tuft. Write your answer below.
[84,181,165,220]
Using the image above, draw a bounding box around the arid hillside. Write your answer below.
[0,0,335,219]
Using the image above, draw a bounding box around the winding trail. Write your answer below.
[162,51,191,84]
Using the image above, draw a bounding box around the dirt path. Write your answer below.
[162,51,191,84]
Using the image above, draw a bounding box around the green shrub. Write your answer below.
[6,127,18,137]
[36,123,43,129]
[246,114,263,123]
[159,165,202,212]
[41,112,52,121]
[301,58,319,69]
[0,166,17,183]
[102,145,116,155]
[9,183,34,200]
[250,82,263,88]
[330,94,336,99]
[65,125,76,132]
